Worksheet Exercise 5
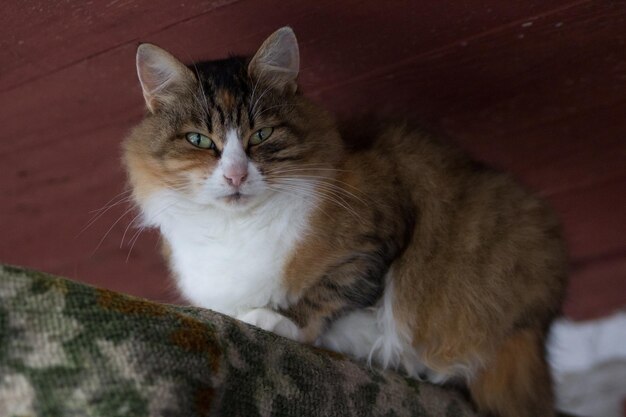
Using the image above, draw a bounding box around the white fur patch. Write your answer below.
[319,273,461,384]
[238,307,302,341]
[549,311,626,417]
[220,129,248,177]
[141,178,317,319]
[320,274,424,375]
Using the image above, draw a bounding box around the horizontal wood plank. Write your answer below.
[548,176,626,261]
[564,254,626,320]
[0,0,576,92]
[0,0,243,91]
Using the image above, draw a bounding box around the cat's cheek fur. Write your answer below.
[238,308,302,341]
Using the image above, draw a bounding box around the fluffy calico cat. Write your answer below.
[123,27,567,417]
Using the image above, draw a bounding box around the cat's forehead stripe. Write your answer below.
[188,58,259,132]
[235,104,242,126]
[219,89,235,110]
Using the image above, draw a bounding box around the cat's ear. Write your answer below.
[136,43,196,113]
[248,27,300,94]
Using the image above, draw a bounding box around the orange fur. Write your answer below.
[280,124,567,416]
[469,329,555,417]
[218,89,235,110]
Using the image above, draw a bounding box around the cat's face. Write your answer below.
[124,27,342,213]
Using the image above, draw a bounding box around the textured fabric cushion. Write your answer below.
[0,264,476,417]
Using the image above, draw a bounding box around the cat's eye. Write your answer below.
[249,127,274,146]
[185,132,215,150]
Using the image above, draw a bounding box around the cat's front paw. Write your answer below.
[237,308,302,342]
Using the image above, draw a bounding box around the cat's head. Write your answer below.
[123,27,343,214]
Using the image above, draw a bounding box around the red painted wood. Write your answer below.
[564,255,626,320]
[0,0,243,92]
[548,177,626,261]
[454,102,626,197]
[1,0,625,320]
[311,1,626,123]
[0,0,575,92]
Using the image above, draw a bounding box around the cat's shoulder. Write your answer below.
[338,116,452,152]
[337,116,480,170]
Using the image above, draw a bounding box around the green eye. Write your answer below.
[185,132,214,149]
[249,127,274,145]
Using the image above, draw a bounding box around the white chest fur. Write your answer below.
[141,191,315,316]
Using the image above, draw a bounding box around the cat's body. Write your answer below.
[124,28,567,417]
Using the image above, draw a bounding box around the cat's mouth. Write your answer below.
[221,192,249,204]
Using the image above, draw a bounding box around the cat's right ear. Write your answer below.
[136,43,196,113]
[248,27,300,94]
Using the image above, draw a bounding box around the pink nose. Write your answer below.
[223,170,248,187]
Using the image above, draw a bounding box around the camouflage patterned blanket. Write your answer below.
[0,264,476,417]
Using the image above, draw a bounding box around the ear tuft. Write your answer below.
[248,27,300,93]
[136,43,195,113]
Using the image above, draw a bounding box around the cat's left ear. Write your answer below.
[136,43,196,113]
[248,27,300,94]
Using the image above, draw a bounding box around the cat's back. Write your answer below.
[340,120,566,287]
[355,122,567,325]
[351,122,560,234]
[336,121,558,240]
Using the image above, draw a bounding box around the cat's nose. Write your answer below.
[223,169,248,187]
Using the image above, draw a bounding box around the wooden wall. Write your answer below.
[1,0,625,320]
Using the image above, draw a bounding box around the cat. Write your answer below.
[123,27,568,417]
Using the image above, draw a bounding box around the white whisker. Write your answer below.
[91,206,135,256]
[120,210,145,248]
[123,199,180,261]
[77,190,134,237]
[266,184,335,226]
[269,174,371,207]
[253,103,295,119]
[271,180,364,223]
[250,83,275,120]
